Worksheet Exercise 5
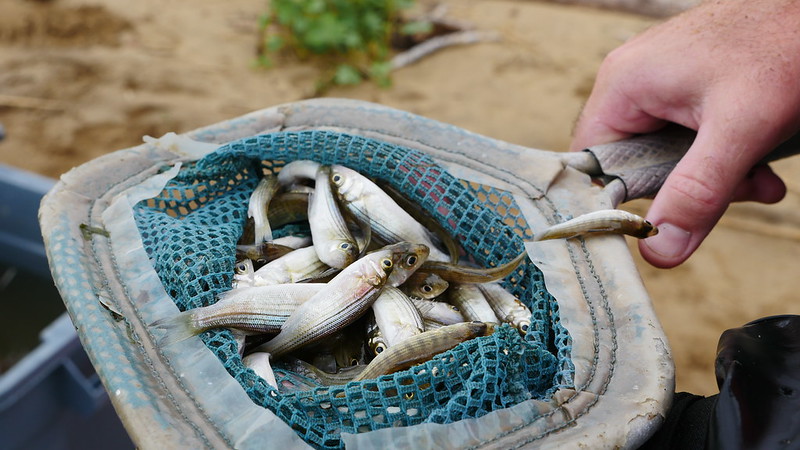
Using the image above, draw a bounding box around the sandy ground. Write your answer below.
[1,0,798,397]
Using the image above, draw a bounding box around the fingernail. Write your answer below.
[643,223,691,259]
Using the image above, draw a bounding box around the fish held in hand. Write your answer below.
[534,209,658,241]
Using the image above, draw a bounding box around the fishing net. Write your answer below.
[133,130,574,449]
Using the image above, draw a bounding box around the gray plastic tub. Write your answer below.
[0,164,132,450]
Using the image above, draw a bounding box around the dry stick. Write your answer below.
[390,31,502,70]
[0,94,64,111]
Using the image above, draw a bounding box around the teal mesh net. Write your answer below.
[134,131,574,449]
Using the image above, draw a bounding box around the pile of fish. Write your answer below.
[153,160,531,392]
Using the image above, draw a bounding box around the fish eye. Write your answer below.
[520,322,530,334]
[235,262,248,273]
[350,358,359,366]
[405,255,418,266]
[450,306,460,312]
[380,258,393,269]
[331,173,343,184]
[339,242,351,250]
[374,343,386,354]
[421,284,433,293]
[470,320,482,325]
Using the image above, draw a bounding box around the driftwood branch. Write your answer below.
[391,30,501,70]
[545,0,700,18]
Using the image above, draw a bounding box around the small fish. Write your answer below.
[248,175,280,244]
[534,209,658,241]
[270,235,313,249]
[366,315,388,356]
[251,247,396,357]
[277,160,321,186]
[422,319,445,330]
[235,242,295,267]
[268,191,310,228]
[249,246,331,286]
[409,297,464,326]
[400,271,449,299]
[378,181,461,263]
[372,287,424,347]
[420,250,527,284]
[150,283,326,346]
[275,357,366,387]
[242,352,279,389]
[445,283,499,324]
[353,321,496,382]
[308,166,359,269]
[478,282,532,335]
[330,165,450,262]
[233,259,256,288]
[383,242,430,287]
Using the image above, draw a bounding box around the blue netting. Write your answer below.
[134,131,574,449]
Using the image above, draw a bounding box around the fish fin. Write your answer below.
[150,311,200,347]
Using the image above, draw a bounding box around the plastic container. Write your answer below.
[0,164,132,450]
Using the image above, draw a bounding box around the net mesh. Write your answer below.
[134,130,574,449]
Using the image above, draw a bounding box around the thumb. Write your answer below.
[638,121,777,268]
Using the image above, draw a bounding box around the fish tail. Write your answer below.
[150,311,200,347]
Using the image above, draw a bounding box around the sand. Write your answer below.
[1,0,798,397]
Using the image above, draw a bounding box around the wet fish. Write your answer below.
[372,287,424,347]
[420,250,527,284]
[248,246,330,286]
[277,160,321,186]
[308,166,359,269]
[248,175,280,244]
[399,271,449,299]
[235,242,295,267]
[378,181,462,263]
[271,235,313,249]
[251,248,397,357]
[409,297,464,326]
[353,321,496,381]
[276,357,366,387]
[534,209,658,241]
[233,259,255,288]
[150,283,326,346]
[478,282,532,335]
[366,315,388,356]
[243,352,279,389]
[445,283,499,324]
[268,192,310,228]
[384,242,430,287]
[330,164,450,262]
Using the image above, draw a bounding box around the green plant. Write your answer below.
[258,0,430,90]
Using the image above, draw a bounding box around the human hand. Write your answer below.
[571,0,800,268]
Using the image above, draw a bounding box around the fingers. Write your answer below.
[638,122,784,268]
[732,165,786,204]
